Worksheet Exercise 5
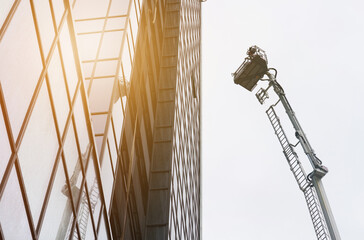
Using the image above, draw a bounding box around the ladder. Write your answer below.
[65,179,100,240]
[266,106,331,240]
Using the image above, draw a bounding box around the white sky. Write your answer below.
[201,0,364,239]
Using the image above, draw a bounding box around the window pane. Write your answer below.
[77,33,101,61]
[100,150,113,211]
[0,0,43,139]
[0,107,11,179]
[73,91,90,155]
[75,19,104,34]
[48,45,70,134]
[60,20,79,99]
[17,84,59,224]
[0,0,15,28]
[73,0,108,19]
[88,77,114,113]
[50,0,65,27]
[105,17,126,31]
[97,213,108,239]
[0,167,32,239]
[85,159,101,226]
[63,123,84,206]
[112,98,124,147]
[121,43,131,80]
[33,0,55,57]
[109,0,129,16]
[107,130,117,176]
[99,31,123,59]
[94,60,119,77]
[38,163,72,240]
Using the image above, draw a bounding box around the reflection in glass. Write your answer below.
[0,108,11,179]
[38,163,71,239]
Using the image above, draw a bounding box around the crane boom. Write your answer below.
[233,46,341,240]
[256,72,341,240]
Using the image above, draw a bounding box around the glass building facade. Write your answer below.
[0,0,200,239]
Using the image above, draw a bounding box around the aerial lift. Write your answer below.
[233,46,340,240]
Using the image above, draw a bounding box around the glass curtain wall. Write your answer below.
[0,0,142,239]
[168,0,201,239]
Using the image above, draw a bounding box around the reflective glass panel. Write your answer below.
[0,106,11,179]
[73,0,108,19]
[47,45,70,134]
[0,0,15,28]
[109,0,129,16]
[72,91,90,155]
[100,150,113,211]
[0,0,43,139]
[99,31,123,59]
[63,123,83,206]
[33,0,55,57]
[85,158,101,226]
[59,20,79,99]
[51,0,65,26]
[38,163,72,240]
[88,77,115,113]
[0,167,32,239]
[17,84,59,224]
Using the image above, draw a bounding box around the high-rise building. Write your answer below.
[0,0,200,239]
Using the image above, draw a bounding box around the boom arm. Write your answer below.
[257,70,341,240]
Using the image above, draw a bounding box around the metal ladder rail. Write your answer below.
[304,187,330,239]
[266,107,309,191]
[69,179,101,240]
[266,106,330,240]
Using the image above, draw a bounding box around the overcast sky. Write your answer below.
[201,0,364,239]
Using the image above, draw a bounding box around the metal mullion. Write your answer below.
[96,204,103,234]
[126,34,133,65]
[121,118,139,239]
[0,0,21,43]
[29,2,86,238]
[77,28,125,35]
[85,75,116,80]
[60,150,82,240]
[91,111,109,116]
[107,139,116,179]
[86,0,114,95]
[137,0,141,13]
[35,81,82,234]
[0,222,4,239]
[80,150,99,239]
[128,19,136,53]
[68,145,94,239]
[0,83,37,239]
[0,4,69,199]
[110,117,119,156]
[91,0,135,176]
[96,1,135,224]
[133,0,139,24]
[14,161,37,239]
[119,65,128,117]
[111,116,128,190]
[75,14,128,22]
[64,0,112,237]
[82,57,118,63]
